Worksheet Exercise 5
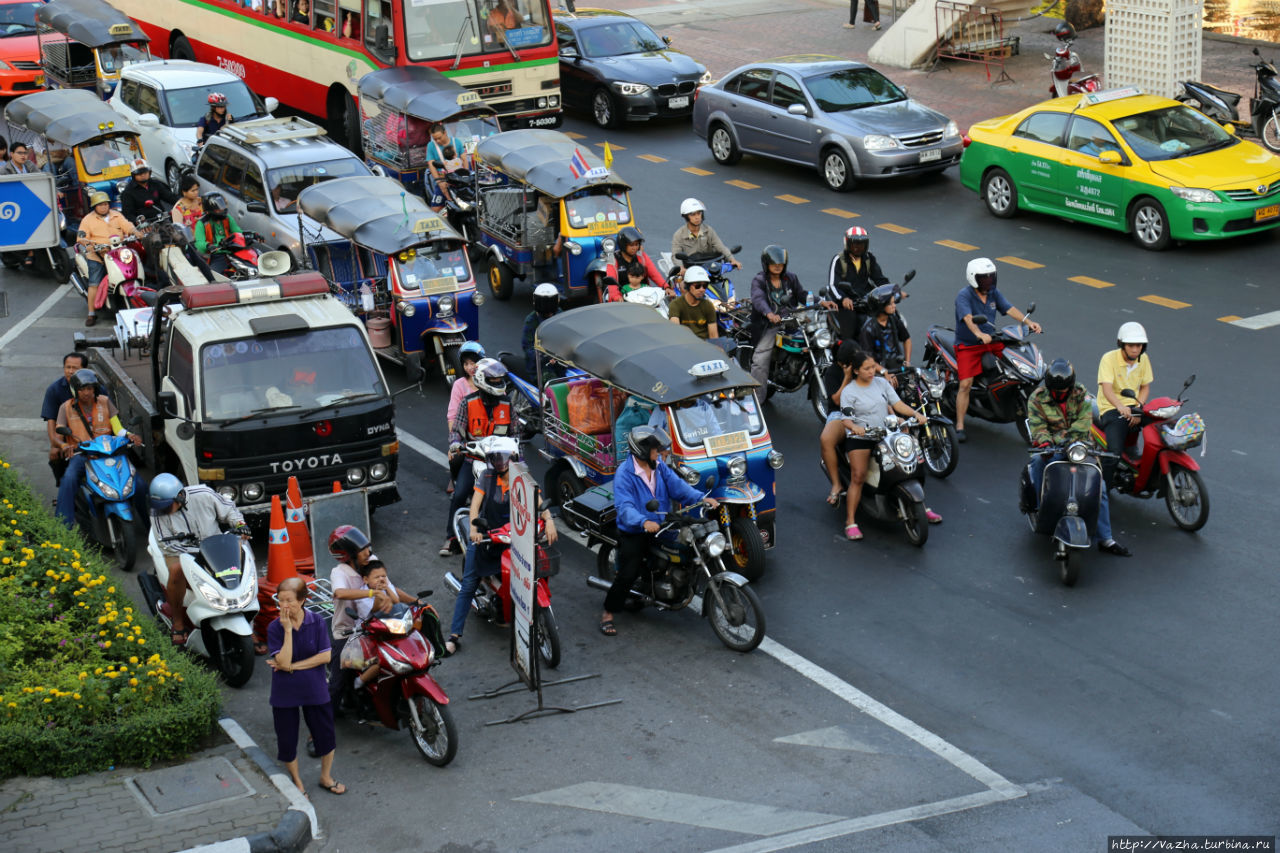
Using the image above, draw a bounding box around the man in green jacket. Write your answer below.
[194,192,243,276]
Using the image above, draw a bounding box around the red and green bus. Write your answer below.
[112,0,561,149]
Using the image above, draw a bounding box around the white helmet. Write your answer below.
[966,257,997,290]
[472,358,509,397]
[679,197,706,218]
[478,435,520,472]
[682,265,710,286]
[1117,321,1147,345]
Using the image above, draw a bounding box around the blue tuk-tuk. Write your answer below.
[296,175,482,386]
[535,303,781,580]
[473,129,634,303]
[36,0,152,100]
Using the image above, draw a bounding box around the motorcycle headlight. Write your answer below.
[677,464,701,485]
[88,468,120,500]
[727,455,747,480]
[1013,359,1038,378]
[437,295,455,317]
[1067,443,1088,463]
[613,81,651,96]
[1170,187,1220,204]
[767,449,784,470]
[398,300,416,317]
[1149,405,1180,419]
[241,482,264,502]
[1065,500,1080,515]
[381,618,411,635]
[924,375,945,397]
[370,462,390,482]
[813,328,833,349]
[892,434,916,460]
[601,237,616,254]
[862,134,898,151]
[380,649,413,674]
[346,467,367,486]
[196,580,232,612]
[471,291,486,307]
[704,531,727,558]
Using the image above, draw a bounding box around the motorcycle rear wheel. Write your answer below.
[706,580,765,652]
[727,517,766,582]
[1261,115,1280,153]
[1164,464,1209,531]
[535,607,561,669]
[408,695,458,766]
[217,631,255,688]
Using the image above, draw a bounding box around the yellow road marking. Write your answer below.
[682,166,713,176]
[877,223,915,234]
[935,239,978,251]
[637,154,667,163]
[822,208,859,218]
[726,179,760,189]
[1140,294,1191,309]
[775,194,809,204]
[1217,315,1243,323]
[563,131,586,139]
[1070,275,1115,289]
[598,142,625,150]
[997,255,1044,269]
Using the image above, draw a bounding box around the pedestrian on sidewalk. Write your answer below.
[845,0,881,30]
[267,577,346,797]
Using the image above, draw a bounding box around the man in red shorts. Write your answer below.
[953,258,1042,442]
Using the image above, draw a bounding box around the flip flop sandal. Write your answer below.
[599,619,617,637]
[826,490,841,506]
[171,628,191,646]
[319,780,346,795]
[254,639,269,655]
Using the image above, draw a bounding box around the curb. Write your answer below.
[175,718,322,853]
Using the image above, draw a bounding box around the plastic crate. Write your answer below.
[1104,0,1203,99]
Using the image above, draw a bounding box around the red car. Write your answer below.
[0,0,45,96]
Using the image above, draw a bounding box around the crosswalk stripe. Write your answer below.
[822,208,859,218]
[597,141,625,150]
[1227,310,1280,328]
[935,239,977,251]
[563,131,587,139]
[775,194,809,204]
[682,166,713,175]
[876,223,915,234]
[996,255,1044,269]
[1070,275,1114,289]
[1139,294,1191,309]
[637,154,667,163]
[725,179,760,189]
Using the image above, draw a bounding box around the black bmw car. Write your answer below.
[553,8,711,129]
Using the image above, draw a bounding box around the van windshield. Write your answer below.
[671,394,763,447]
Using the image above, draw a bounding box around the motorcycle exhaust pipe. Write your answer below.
[585,575,612,593]
[443,572,462,594]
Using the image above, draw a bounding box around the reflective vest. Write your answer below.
[464,395,511,438]
[62,396,112,444]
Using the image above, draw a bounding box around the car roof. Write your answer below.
[552,7,639,25]
[121,60,244,90]
[1024,91,1182,122]
[756,55,868,74]
[206,119,355,169]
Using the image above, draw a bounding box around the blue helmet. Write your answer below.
[149,473,186,513]
[459,341,486,365]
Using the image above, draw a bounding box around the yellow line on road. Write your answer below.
[822,208,859,218]
[996,255,1044,269]
[877,223,915,234]
[637,154,667,163]
[563,131,586,139]
[1218,315,1243,323]
[935,239,978,251]
[1140,294,1191,309]
[682,166,713,176]
[597,142,625,150]
[726,179,760,189]
[775,194,809,204]
[1070,275,1115,289]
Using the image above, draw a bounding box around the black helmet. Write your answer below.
[760,244,788,274]
[627,424,671,466]
[585,255,609,283]
[617,225,644,250]
[1053,20,1075,41]
[864,283,900,316]
[532,282,560,318]
[69,368,100,395]
[328,524,371,563]
[1044,358,1075,403]
[203,193,228,219]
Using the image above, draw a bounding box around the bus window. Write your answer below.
[270,0,288,18]
[339,9,359,39]
[364,0,394,61]
[292,0,311,26]
[313,0,335,31]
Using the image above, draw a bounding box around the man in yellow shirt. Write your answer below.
[76,191,137,327]
[1096,322,1153,488]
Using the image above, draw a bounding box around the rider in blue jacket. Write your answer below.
[600,425,717,637]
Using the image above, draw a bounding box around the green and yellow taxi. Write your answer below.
[960,86,1280,250]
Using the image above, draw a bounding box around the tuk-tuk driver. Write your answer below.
[425,123,467,211]
[77,191,137,327]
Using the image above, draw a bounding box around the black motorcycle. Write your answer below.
[730,303,838,422]
[894,364,959,478]
[1019,440,1115,586]
[436,166,480,247]
[923,305,1045,444]
[1178,47,1280,153]
[821,413,931,546]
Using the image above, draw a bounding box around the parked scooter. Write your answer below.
[55,427,141,570]
[924,305,1045,444]
[1177,47,1280,153]
[1091,375,1209,531]
[447,509,562,668]
[137,531,259,686]
[821,413,931,546]
[1019,440,1115,586]
[1046,22,1101,98]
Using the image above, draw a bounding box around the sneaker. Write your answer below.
[438,537,460,557]
[1098,539,1131,557]
[84,314,97,327]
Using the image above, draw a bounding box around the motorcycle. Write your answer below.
[437,167,481,248]
[75,234,158,313]
[582,499,766,652]
[137,531,260,686]
[446,509,563,668]
[1047,26,1101,98]
[146,220,216,288]
[1019,440,1115,586]
[1091,375,1208,531]
[210,231,290,280]
[924,304,1045,444]
[893,364,959,478]
[731,301,838,421]
[821,413,932,546]
[337,594,458,766]
[55,428,141,571]
[1177,47,1280,153]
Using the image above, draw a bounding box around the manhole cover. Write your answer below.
[128,756,252,816]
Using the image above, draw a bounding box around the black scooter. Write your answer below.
[1178,47,1280,153]
[1019,440,1116,586]
[821,413,931,546]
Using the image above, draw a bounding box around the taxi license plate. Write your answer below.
[668,96,690,109]
[1254,203,1280,223]
[919,149,942,163]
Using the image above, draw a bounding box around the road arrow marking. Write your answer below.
[1228,309,1280,329]
[773,726,883,754]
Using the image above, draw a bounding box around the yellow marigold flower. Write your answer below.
[102,641,111,648]
[108,586,115,593]
[72,693,80,700]
[43,698,51,703]
[129,656,138,664]
[137,638,146,645]
[129,678,138,687]
[94,668,103,675]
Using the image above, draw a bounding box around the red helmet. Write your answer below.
[208,92,228,107]
[844,225,869,253]
[328,524,370,562]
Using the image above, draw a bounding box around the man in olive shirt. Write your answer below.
[668,266,719,340]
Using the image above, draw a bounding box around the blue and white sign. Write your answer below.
[0,173,58,252]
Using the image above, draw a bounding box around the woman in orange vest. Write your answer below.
[54,369,143,526]
[441,359,513,555]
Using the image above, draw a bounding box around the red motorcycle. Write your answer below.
[447,510,562,669]
[1047,22,1101,98]
[339,596,458,765]
[1090,375,1208,531]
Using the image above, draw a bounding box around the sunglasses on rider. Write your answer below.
[688,282,706,290]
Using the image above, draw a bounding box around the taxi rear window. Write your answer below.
[1012,112,1067,146]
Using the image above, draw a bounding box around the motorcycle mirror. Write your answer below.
[1183,374,1195,388]
[1121,388,1138,399]
[645,499,660,511]
[1025,301,1036,316]
[841,407,855,417]
[56,425,73,437]
[902,269,916,285]
[417,589,433,598]
[674,252,689,262]
[729,245,743,254]
[1254,47,1261,56]
[176,421,196,441]
[473,519,491,531]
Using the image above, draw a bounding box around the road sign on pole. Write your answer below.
[508,461,537,689]
[0,172,58,252]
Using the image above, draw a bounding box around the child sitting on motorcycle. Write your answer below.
[194,193,243,276]
[347,560,405,690]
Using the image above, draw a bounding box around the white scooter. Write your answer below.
[138,530,260,687]
[624,285,670,319]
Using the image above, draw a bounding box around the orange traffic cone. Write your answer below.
[333,481,342,493]
[265,495,297,587]
[285,476,315,575]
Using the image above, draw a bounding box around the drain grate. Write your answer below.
[127,756,253,816]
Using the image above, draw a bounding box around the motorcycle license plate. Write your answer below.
[919,149,942,163]
[1254,204,1280,223]
[668,96,690,109]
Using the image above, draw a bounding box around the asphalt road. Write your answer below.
[3,57,1279,853]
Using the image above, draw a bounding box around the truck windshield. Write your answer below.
[200,326,386,422]
[670,394,763,447]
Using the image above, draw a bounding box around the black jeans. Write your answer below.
[328,635,353,714]
[444,461,476,540]
[1098,409,1137,488]
[604,530,653,613]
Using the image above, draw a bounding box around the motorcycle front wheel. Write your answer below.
[810,372,833,423]
[1261,115,1280,153]
[921,421,959,478]
[899,496,929,547]
[107,514,138,572]
[706,579,765,652]
[408,695,458,766]
[1164,464,1209,531]
[1059,550,1079,587]
[217,631,255,688]
[535,607,561,669]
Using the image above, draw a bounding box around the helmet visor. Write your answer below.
[974,272,997,292]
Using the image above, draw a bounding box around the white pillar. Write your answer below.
[1104,0,1203,99]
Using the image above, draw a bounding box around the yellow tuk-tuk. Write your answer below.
[36,0,151,100]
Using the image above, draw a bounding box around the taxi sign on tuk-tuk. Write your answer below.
[412,215,447,234]
[37,0,152,99]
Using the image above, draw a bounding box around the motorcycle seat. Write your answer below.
[1189,82,1241,108]
[929,327,957,357]
[162,247,211,288]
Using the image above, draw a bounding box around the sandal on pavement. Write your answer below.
[171,628,190,646]
[826,489,841,506]
[319,779,346,795]
[444,634,461,656]
[254,638,269,655]
[599,619,617,637]
[845,524,863,541]
[925,509,943,524]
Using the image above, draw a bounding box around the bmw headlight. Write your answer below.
[677,464,701,485]
[471,291,486,307]
[613,82,650,96]
[727,455,747,480]
[944,120,960,138]
[813,328,833,349]
[767,449,784,470]
[704,531,727,558]
[1067,443,1088,463]
[862,134,898,151]
[437,294,455,317]
[1170,187,1220,204]
[699,70,713,85]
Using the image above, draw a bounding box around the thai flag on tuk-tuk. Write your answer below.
[569,148,590,180]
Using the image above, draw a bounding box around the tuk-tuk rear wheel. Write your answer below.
[488,261,514,301]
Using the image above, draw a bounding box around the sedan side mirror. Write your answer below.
[559,45,578,58]
[786,103,809,116]
[1097,150,1123,165]
[246,201,268,214]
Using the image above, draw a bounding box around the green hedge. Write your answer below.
[0,452,221,778]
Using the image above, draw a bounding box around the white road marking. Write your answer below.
[0,418,46,432]
[0,284,70,350]
[515,782,844,836]
[396,427,449,469]
[1231,449,1247,456]
[177,841,252,853]
[773,726,883,754]
[0,352,60,368]
[1230,309,1280,330]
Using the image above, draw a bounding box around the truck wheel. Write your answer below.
[488,260,514,301]
[549,467,583,506]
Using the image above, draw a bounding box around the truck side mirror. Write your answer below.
[157,390,179,417]
[246,202,268,214]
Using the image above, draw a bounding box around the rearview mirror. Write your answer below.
[645,499,659,511]
[662,35,671,45]
[1183,374,1196,388]
[1121,388,1137,399]
[559,45,578,58]
[902,269,916,285]
[728,244,742,254]
[157,390,179,417]
[1025,301,1036,316]
[472,518,490,532]
[787,103,809,116]
[246,201,268,214]
[56,425,72,437]
[137,113,160,128]
[1222,123,1237,136]
[1098,150,1122,165]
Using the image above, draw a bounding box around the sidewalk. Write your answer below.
[0,719,316,853]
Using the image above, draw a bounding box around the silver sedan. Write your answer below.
[692,56,964,191]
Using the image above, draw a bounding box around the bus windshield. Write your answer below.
[401,0,551,62]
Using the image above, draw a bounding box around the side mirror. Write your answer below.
[264,96,279,114]
[1025,301,1036,316]
[662,35,671,45]
[1183,374,1196,388]
[728,244,742,254]
[1120,388,1138,399]
[786,103,809,116]
[246,201,268,214]
[56,425,73,438]
[645,499,659,512]
[176,421,196,441]
[157,390,179,417]
[675,252,689,262]
[1098,150,1123,165]
[902,269,916,285]
[137,113,160,128]
[840,407,855,418]
[1222,123,1237,136]
[558,46,578,58]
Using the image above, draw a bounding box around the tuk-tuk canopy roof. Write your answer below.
[37,0,151,47]
[357,66,496,122]
[534,303,758,404]
[296,175,464,255]
[475,129,629,198]
[4,89,139,146]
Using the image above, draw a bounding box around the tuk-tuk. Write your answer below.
[473,129,634,303]
[36,0,152,100]
[358,66,503,202]
[296,175,482,385]
[4,88,146,221]
[535,303,780,580]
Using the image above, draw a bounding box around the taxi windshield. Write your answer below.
[1112,105,1238,161]
[96,43,149,74]
[564,188,630,230]
[395,243,471,287]
[671,394,764,447]
[76,135,142,176]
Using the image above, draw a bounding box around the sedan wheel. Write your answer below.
[592,88,619,129]
[821,148,855,192]
[981,168,1018,218]
[1129,198,1171,250]
[709,124,742,165]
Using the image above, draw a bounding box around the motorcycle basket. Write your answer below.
[536,546,561,579]
[1160,412,1205,451]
